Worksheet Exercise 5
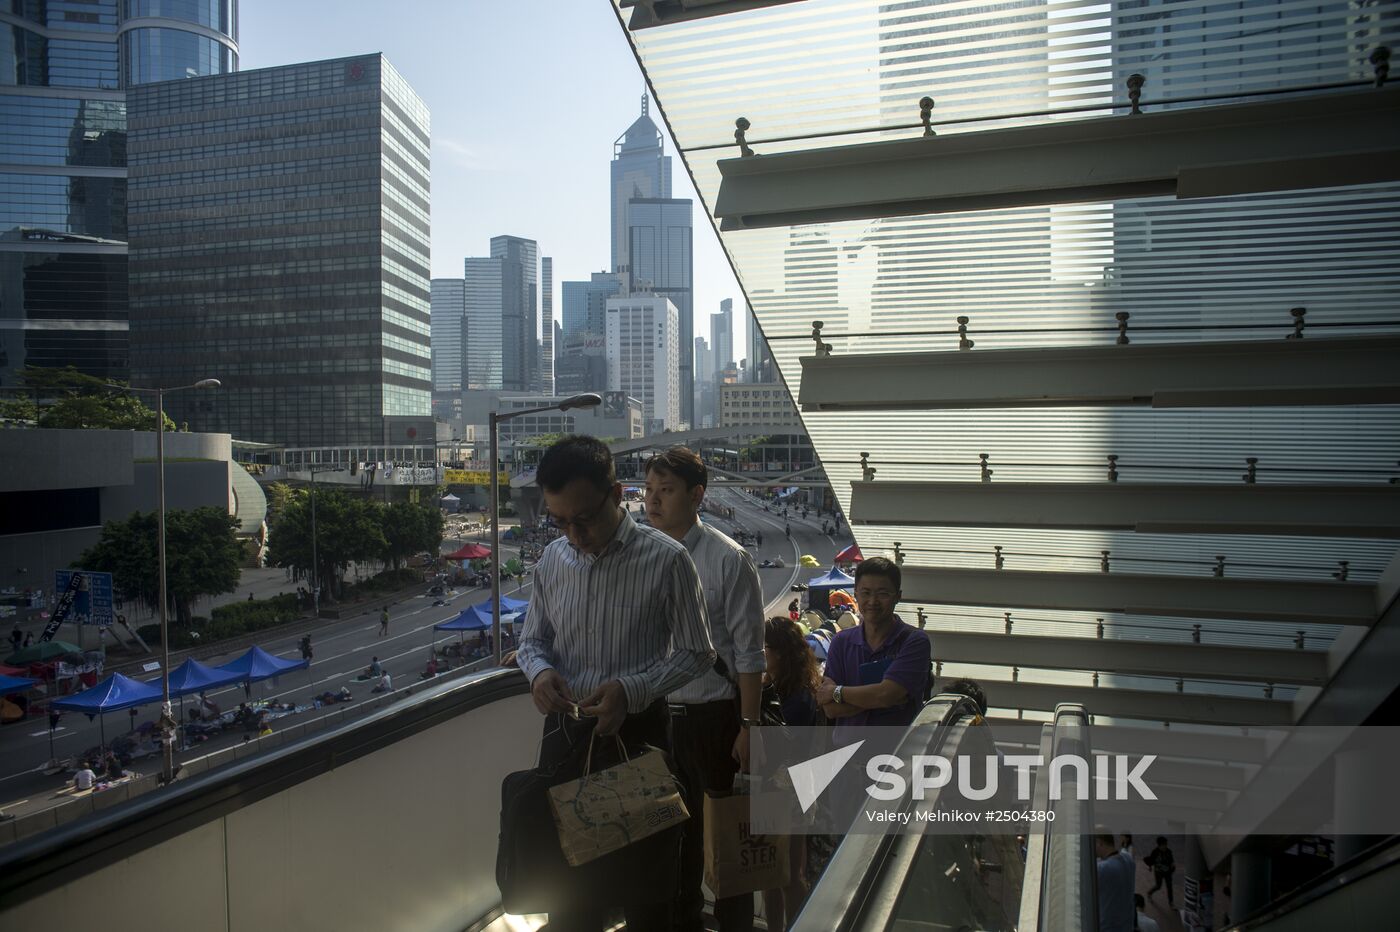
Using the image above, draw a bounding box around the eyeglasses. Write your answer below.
[855,589,897,600]
[542,488,615,532]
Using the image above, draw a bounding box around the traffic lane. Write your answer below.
[0,580,533,813]
[710,489,853,612]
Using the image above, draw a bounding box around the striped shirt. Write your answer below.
[517,509,715,713]
[669,520,766,704]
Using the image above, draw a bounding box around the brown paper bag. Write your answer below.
[703,790,790,899]
[547,738,689,867]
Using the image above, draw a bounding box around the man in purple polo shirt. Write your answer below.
[815,556,931,745]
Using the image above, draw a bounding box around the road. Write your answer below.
[0,492,851,820]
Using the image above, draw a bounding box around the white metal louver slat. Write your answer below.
[613,0,1400,726]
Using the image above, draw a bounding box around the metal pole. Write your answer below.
[156,387,173,784]
[310,470,319,614]
[490,412,502,668]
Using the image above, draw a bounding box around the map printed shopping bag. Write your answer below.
[547,735,689,866]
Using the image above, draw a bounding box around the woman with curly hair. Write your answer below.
[764,616,820,727]
[762,616,821,931]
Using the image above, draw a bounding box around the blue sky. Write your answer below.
[240,0,744,352]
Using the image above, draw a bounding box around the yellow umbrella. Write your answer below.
[798,554,820,567]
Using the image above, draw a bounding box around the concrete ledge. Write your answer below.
[11,807,57,842]
[90,785,129,812]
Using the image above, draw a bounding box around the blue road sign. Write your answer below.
[53,570,115,626]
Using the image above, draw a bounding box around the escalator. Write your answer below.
[795,700,1096,932]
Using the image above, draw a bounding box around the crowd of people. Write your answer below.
[510,436,939,932]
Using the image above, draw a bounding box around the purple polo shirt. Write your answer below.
[826,616,931,745]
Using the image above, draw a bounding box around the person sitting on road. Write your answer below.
[422,656,439,679]
[104,752,124,782]
[366,656,382,678]
[372,671,392,693]
[74,763,96,791]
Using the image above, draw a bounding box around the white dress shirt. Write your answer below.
[517,510,715,713]
[668,520,766,704]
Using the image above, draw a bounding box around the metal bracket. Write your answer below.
[735,117,754,157]
[1004,612,1013,635]
[920,96,936,137]
[1116,311,1131,345]
[1192,624,1202,644]
[1107,455,1119,482]
[979,453,992,482]
[1286,306,1306,340]
[811,320,831,357]
[994,545,1004,570]
[1127,73,1146,115]
[893,542,904,565]
[1100,550,1111,573]
[1243,457,1258,484]
[859,451,874,482]
[957,315,974,350]
[1213,555,1226,578]
[1374,46,1391,88]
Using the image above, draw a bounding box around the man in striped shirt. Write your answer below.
[516,435,715,930]
[645,446,766,932]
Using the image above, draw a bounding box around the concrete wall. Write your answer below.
[0,429,135,493]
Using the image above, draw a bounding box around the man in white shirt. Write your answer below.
[516,436,715,931]
[645,447,765,932]
[74,764,96,791]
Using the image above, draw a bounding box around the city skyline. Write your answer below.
[239,1,751,364]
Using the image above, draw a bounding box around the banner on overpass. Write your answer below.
[444,469,510,486]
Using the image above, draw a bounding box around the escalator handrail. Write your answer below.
[1023,703,1097,932]
[1017,722,1056,930]
[1227,833,1400,930]
[0,666,531,911]
[793,693,985,932]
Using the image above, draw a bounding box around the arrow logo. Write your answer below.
[788,740,866,813]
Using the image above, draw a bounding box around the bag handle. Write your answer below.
[581,730,629,779]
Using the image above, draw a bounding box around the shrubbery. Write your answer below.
[136,594,299,647]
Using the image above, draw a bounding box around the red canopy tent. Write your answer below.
[446,542,493,560]
[834,543,863,563]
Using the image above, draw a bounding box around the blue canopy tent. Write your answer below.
[161,658,245,697]
[806,565,855,613]
[216,645,310,698]
[434,597,529,632]
[0,673,37,697]
[51,672,164,747]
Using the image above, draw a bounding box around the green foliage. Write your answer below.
[379,501,443,570]
[137,594,299,647]
[264,489,386,602]
[342,568,421,599]
[77,507,241,626]
[10,365,177,431]
[264,481,294,529]
[0,395,38,423]
[38,393,176,431]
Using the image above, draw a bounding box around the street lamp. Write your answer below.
[99,378,220,785]
[305,463,338,614]
[490,393,602,666]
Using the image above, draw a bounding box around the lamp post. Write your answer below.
[490,393,602,666]
[305,463,336,615]
[102,378,221,785]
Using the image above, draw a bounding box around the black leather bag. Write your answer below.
[496,738,683,915]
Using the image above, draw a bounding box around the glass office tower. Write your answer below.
[0,0,237,388]
[125,55,432,446]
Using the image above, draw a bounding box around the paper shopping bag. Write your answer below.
[703,790,790,899]
[547,739,689,867]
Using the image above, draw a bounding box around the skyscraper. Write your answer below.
[490,235,538,392]
[431,277,466,419]
[711,298,734,378]
[561,272,623,337]
[610,94,672,276]
[126,55,431,446]
[606,294,679,433]
[744,301,776,383]
[540,256,554,394]
[626,197,693,424]
[464,256,505,390]
[0,0,237,388]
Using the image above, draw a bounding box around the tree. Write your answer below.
[264,481,295,530]
[38,394,176,431]
[0,395,38,424]
[76,507,241,626]
[379,501,443,570]
[265,489,385,601]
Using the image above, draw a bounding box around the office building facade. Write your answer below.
[430,277,466,419]
[554,330,607,397]
[626,196,692,424]
[561,271,622,337]
[606,294,679,433]
[540,256,553,394]
[0,0,237,388]
[489,234,538,392]
[711,298,734,377]
[125,55,432,446]
[610,94,671,276]
[464,256,504,390]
